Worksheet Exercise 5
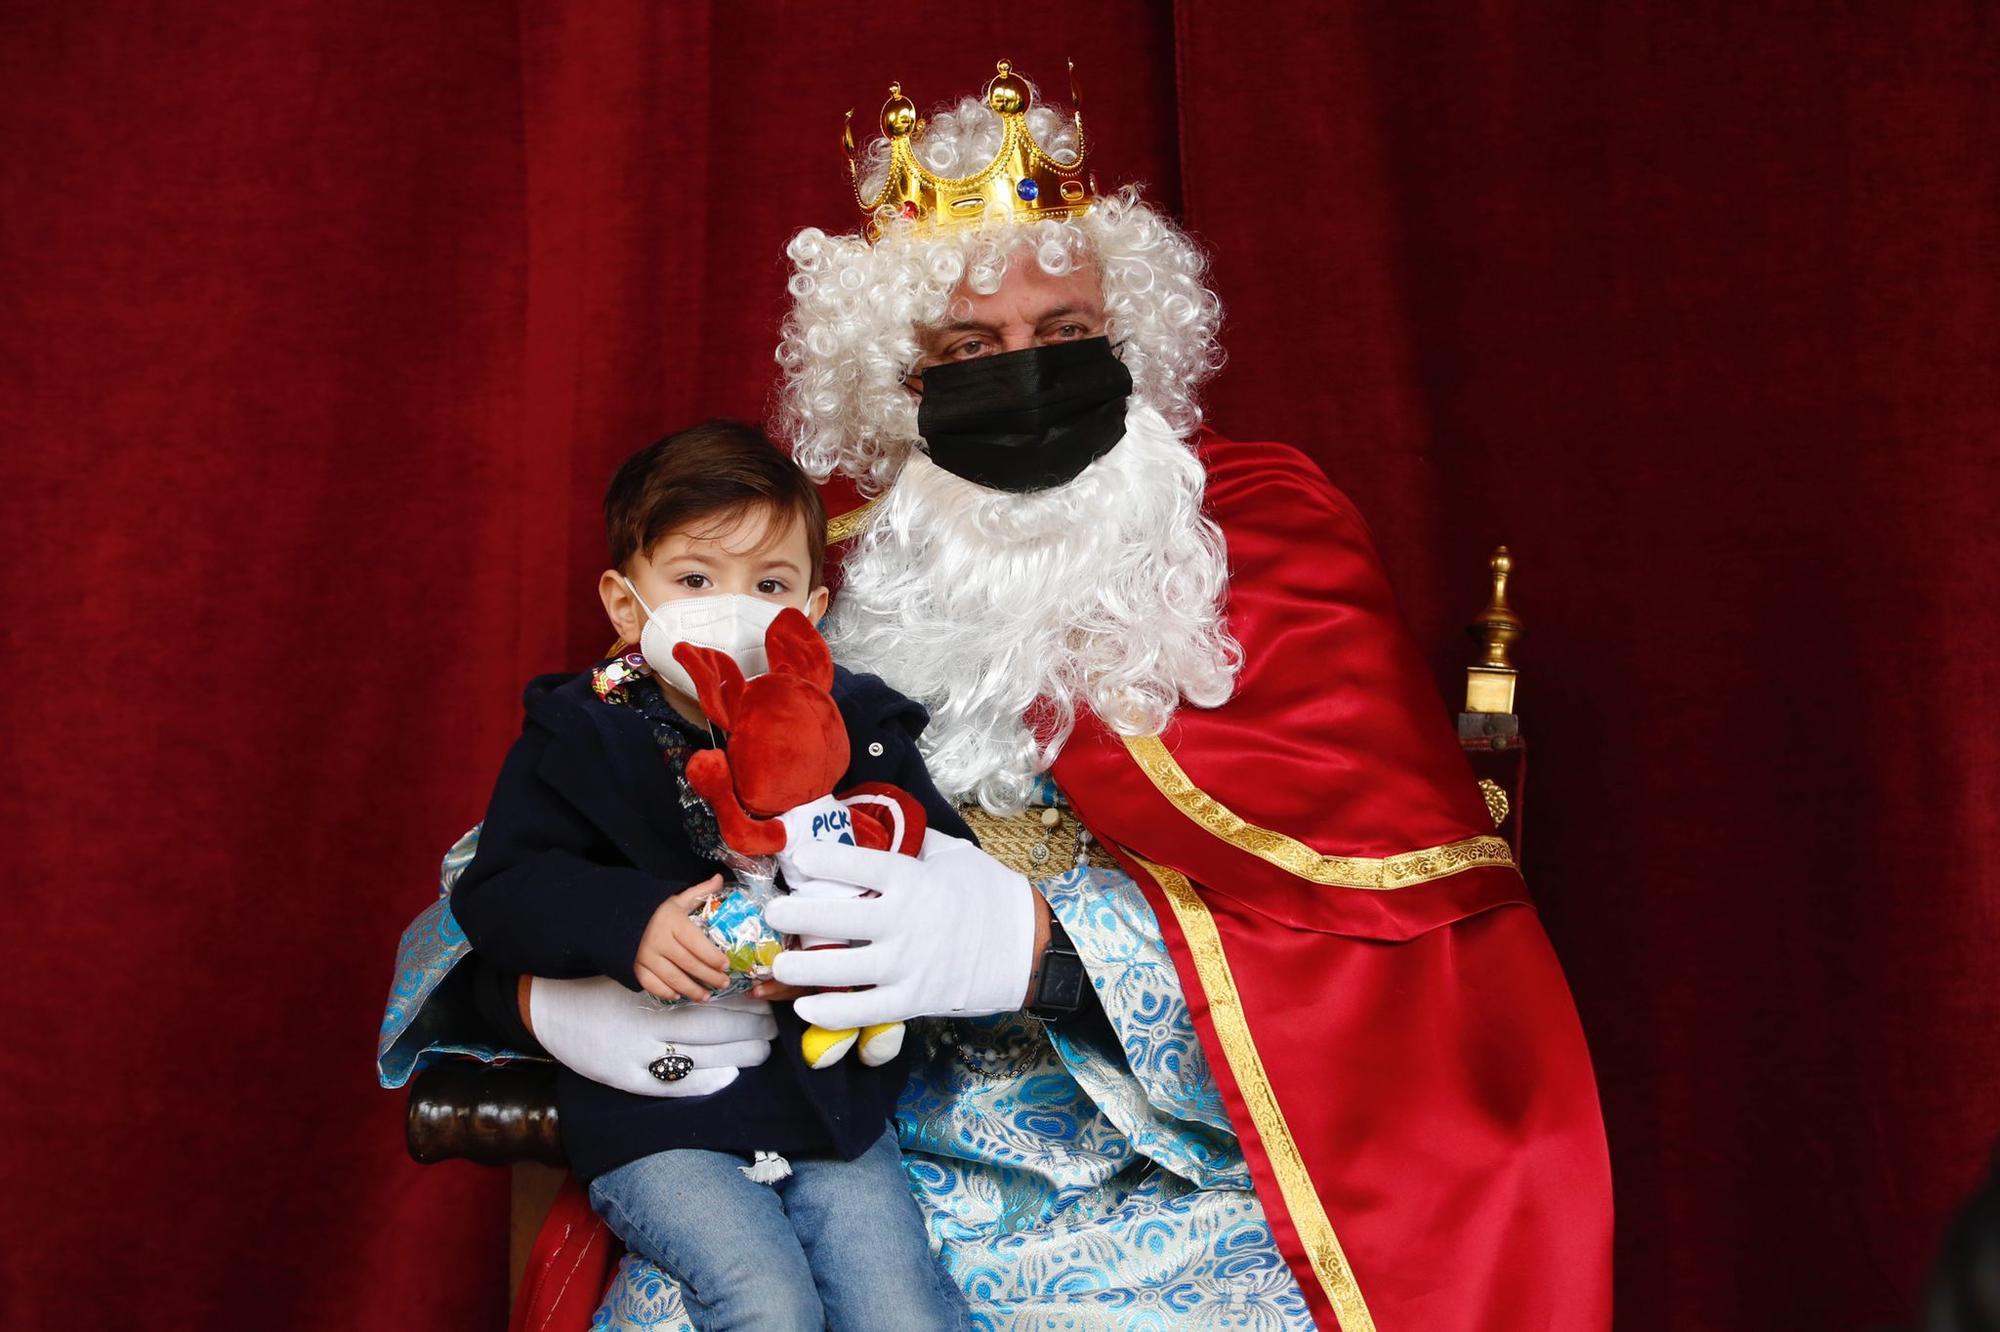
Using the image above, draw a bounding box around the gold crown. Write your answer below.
[845,60,1098,242]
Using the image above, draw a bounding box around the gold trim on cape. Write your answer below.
[825,496,882,544]
[1138,855,1376,1331]
[1124,734,1516,889]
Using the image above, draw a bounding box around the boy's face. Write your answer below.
[598,502,828,649]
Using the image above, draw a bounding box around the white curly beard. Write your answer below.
[824,402,1239,814]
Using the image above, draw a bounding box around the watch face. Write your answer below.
[1037,950,1088,1014]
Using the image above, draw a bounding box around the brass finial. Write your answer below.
[1471,546,1522,671]
[1464,546,1522,715]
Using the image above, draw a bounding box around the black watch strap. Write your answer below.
[1027,916,1088,1019]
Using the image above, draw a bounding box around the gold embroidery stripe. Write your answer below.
[1125,734,1515,889]
[825,496,882,544]
[1140,856,1376,1331]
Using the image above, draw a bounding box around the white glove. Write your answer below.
[765,828,1036,1029]
[526,975,776,1098]
[775,795,873,950]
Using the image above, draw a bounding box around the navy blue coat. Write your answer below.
[451,663,972,1183]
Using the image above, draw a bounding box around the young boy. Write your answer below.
[451,420,970,1331]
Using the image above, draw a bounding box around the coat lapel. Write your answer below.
[535,703,686,876]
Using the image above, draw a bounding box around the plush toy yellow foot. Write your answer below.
[801,1024,858,1069]
[856,1022,905,1067]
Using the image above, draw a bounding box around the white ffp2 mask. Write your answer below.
[623,579,782,698]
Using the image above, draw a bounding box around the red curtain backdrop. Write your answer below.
[2,3,1993,1328]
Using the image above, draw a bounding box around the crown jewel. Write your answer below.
[845,60,1097,242]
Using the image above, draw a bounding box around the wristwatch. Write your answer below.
[1027,916,1088,1019]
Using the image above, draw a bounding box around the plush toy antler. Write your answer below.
[679,611,849,856]
[675,608,925,1069]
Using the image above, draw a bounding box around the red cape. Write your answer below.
[1051,434,1613,1331]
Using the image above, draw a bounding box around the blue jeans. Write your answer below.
[587,1126,968,1331]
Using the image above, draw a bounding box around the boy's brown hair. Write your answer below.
[604,420,827,583]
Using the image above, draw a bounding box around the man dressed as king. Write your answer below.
[382,60,1613,1331]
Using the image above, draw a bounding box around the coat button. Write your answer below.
[868,741,885,757]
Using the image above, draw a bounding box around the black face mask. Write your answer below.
[915,337,1135,493]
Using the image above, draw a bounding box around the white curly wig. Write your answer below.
[775,88,1239,811]
[777,94,1225,492]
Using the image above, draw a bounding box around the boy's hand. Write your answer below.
[634,875,732,1001]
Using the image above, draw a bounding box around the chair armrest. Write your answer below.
[406,1059,565,1167]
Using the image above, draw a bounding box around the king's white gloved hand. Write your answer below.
[526,975,776,1098]
[765,828,1037,1029]
[773,795,870,950]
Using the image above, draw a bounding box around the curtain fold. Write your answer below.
[0,2,1991,1327]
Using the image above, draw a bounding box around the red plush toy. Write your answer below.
[674,608,924,1069]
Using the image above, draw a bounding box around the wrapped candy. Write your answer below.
[698,872,785,982]
[652,870,786,1005]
